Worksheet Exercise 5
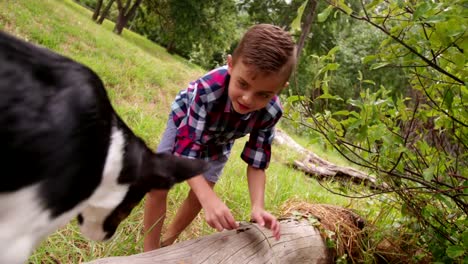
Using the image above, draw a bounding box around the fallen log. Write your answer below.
[274,128,387,190]
[84,219,333,264]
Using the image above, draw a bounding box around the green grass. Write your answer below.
[0,1,395,263]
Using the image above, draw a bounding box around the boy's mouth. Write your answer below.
[236,102,250,112]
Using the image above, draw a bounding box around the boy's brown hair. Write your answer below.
[232,24,296,83]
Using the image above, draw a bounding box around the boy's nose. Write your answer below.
[241,94,253,105]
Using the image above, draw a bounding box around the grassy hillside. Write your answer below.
[0,1,371,262]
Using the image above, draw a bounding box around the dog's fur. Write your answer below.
[0,31,207,264]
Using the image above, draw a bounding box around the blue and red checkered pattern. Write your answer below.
[169,66,282,169]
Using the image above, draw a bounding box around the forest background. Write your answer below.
[0,0,466,263]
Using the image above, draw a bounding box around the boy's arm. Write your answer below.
[247,165,280,240]
[174,69,239,232]
[187,175,238,231]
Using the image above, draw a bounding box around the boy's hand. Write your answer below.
[251,208,281,240]
[203,195,238,231]
[188,175,238,231]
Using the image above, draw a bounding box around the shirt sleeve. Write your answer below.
[172,80,207,159]
[241,111,282,169]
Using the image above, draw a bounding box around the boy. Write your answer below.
[143,24,296,252]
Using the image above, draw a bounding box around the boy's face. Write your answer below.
[227,55,288,115]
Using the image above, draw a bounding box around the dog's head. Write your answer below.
[76,129,208,241]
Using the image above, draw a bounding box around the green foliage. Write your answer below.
[1,1,379,262]
[289,0,468,261]
[288,0,407,110]
[74,0,98,9]
[238,0,304,29]
[288,46,344,113]
[132,0,238,69]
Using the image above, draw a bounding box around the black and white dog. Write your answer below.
[0,31,207,264]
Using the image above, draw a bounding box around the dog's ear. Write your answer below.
[138,153,208,190]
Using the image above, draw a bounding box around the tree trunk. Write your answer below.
[166,40,176,54]
[296,0,318,61]
[92,0,104,21]
[84,219,332,264]
[274,128,388,190]
[113,0,143,35]
[113,12,128,34]
[97,0,115,24]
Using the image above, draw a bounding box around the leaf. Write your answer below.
[373,99,387,106]
[362,55,377,64]
[317,5,333,23]
[370,62,390,70]
[365,0,381,10]
[462,229,468,249]
[423,166,435,181]
[326,63,340,71]
[317,93,342,100]
[290,0,307,33]
[443,88,454,111]
[446,245,465,259]
[348,118,362,131]
[413,2,430,20]
[337,0,353,15]
[308,216,320,227]
[425,15,448,24]
[348,99,363,108]
[363,80,376,85]
[333,110,350,116]
[328,46,340,56]
[287,95,303,103]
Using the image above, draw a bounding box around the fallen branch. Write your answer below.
[274,128,386,190]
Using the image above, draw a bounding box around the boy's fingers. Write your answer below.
[219,211,237,230]
[206,216,223,232]
[259,212,281,240]
[252,213,265,227]
[213,220,224,232]
[225,214,238,229]
[272,221,281,240]
[218,215,231,230]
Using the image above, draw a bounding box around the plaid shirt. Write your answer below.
[170,66,282,169]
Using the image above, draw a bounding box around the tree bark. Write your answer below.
[113,0,143,35]
[296,0,318,61]
[97,0,115,24]
[92,0,104,21]
[84,219,332,264]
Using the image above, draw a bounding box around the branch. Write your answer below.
[414,71,468,128]
[421,23,438,64]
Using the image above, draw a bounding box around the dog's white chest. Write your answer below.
[0,184,86,264]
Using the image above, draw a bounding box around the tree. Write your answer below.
[237,0,304,29]
[92,0,104,21]
[288,0,467,261]
[96,0,116,24]
[132,0,238,69]
[114,0,143,34]
[293,0,318,61]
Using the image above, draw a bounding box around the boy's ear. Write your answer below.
[227,54,233,74]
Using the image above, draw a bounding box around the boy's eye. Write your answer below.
[238,81,248,89]
[258,93,271,99]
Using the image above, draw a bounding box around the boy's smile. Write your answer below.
[227,55,288,115]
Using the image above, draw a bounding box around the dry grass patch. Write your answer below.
[281,199,367,263]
